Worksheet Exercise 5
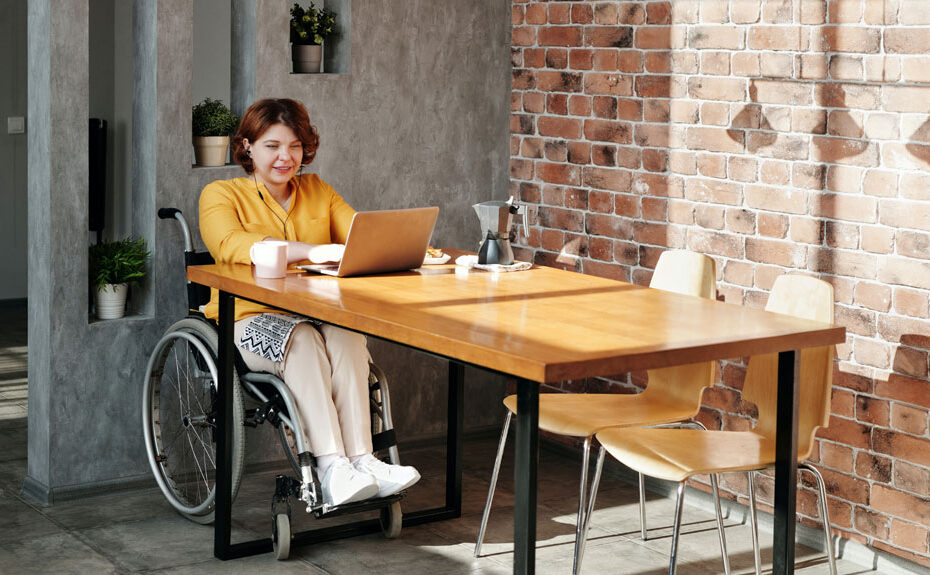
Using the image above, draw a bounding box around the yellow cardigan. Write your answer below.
[199,174,355,321]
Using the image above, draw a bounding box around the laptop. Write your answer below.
[297,207,439,277]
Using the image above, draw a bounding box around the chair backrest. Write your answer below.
[742,275,835,459]
[642,250,718,409]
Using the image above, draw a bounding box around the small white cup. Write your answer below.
[250,240,288,278]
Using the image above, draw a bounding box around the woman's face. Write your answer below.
[244,123,303,189]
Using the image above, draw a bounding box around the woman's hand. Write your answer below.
[306,243,345,264]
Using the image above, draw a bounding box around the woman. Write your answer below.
[199,98,420,506]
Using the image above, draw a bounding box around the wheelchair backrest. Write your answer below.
[184,250,215,312]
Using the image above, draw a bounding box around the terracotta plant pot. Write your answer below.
[193,136,230,167]
[95,283,128,319]
[292,44,323,73]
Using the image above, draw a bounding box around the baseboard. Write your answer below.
[20,472,156,506]
[538,438,930,575]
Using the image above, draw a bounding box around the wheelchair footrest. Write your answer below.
[309,491,405,520]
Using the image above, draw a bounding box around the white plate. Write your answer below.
[423,253,452,265]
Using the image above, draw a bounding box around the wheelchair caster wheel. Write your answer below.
[380,501,402,539]
[272,513,291,560]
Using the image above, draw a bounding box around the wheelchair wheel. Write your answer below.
[272,512,291,560]
[142,318,245,524]
[380,501,402,539]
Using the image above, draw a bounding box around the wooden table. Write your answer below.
[188,255,845,575]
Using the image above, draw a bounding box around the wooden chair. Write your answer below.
[591,275,837,575]
[474,250,720,575]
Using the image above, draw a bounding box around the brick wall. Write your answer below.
[510,0,930,567]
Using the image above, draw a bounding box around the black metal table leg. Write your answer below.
[215,290,236,559]
[773,350,801,575]
[446,362,464,516]
[514,379,539,575]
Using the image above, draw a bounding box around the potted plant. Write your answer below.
[290,1,337,73]
[192,98,239,167]
[90,237,150,319]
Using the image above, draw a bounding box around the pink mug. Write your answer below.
[249,241,288,278]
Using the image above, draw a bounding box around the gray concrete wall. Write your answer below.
[0,0,27,300]
[25,0,510,500]
[250,0,512,440]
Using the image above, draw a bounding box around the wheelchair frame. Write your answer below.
[143,208,406,559]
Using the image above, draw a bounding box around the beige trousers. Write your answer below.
[235,318,373,458]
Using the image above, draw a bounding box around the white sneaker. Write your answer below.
[319,457,379,506]
[353,454,421,498]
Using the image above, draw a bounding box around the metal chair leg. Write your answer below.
[571,438,592,575]
[801,463,837,575]
[747,471,762,575]
[669,482,686,575]
[711,474,731,575]
[474,411,512,557]
[578,446,606,562]
[639,472,648,540]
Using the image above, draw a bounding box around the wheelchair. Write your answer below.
[142,208,405,560]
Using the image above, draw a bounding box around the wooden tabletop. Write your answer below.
[188,254,845,383]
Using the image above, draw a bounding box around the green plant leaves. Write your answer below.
[89,237,150,290]
[290,2,336,46]
[192,98,239,137]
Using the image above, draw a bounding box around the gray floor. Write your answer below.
[0,301,887,574]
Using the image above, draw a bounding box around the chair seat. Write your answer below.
[503,393,699,437]
[595,427,793,483]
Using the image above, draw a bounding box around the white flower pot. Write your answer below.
[192,136,230,167]
[95,283,128,319]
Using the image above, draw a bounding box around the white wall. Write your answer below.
[0,0,28,300]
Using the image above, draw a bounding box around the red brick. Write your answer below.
[810,248,878,279]
[818,415,872,449]
[569,49,593,71]
[634,124,673,149]
[689,77,746,102]
[759,213,791,239]
[855,452,892,483]
[570,3,593,24]
[644,99,670,123]
[523,48,545,68]
[890,519,930,554]
[825,221,859,249]
[524,4,545,25]
[618,98,643,121]
[871,483,930,525]
[884,86,930,113]
[511,158,533,180]
[635,27,674,49]
[746,237,806,267]
[892,403,929,435]
[594,3,619,25]
[754,80,812,105]
[819,467,871,504]
[536,206,584,233]
[686,127,744,154]
[854,507,890,540]
[584,119,632,144]
[634,221,685,247]
[746,185,808,214]
[583,73,634,96]
[894,461,930,497]
[545,48,568,69]
[583,167,631,193]
[879,256,930,290]
[512,26,537,47]
[817,26,881,53]
[548,4,570,25]
[537,70,584,93]
[875,374,930,409]
[726,208,756,234]
[544,141,568,163]
[894,287,929,318]
[886,28,930,54]
[642,149,667,172]
[634,75,673,98]
[874,429,930,468]
[684,178,741,205]
[820,442,854,472]
[538,26,583,47]
[749,26,804,51]
[854,282,892,312]
[811,137,879,167]
[790,217,824,244]
[880,199,930,232]
[584,27,633,48]
[856,394,890,425]
[537,116,582,140]
[688,26,743,49]
[567,141,590,165]
[585,213,632,239]
[537,162,581,186]
[645,51,671,74]
[813,193,877,223]
[548,93,568,115]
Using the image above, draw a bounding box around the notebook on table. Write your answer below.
[297,207,439,277]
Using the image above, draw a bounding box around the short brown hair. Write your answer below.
[232,99,320,173]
